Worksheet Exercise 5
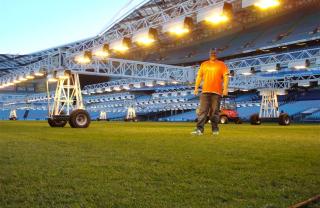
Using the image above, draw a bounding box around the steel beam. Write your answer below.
[66,58,194,82]
[226,47,320,71]
[65,0,235,57]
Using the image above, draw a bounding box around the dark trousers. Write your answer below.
[196,93,221,132]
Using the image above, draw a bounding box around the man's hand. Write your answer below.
[223,88,228,97]
[194,88,199,96]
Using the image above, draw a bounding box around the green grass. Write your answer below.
[0,121,319,208]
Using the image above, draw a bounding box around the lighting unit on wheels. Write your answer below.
[46,70,91,128]
[9,109,17,120]
[125,106,137,122]
[98,111,108,121]
[250,89,290,126]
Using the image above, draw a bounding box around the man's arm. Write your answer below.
[194,65,203,95]
[222,64,229,97]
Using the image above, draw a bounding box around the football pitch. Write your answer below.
[0,121,319,208]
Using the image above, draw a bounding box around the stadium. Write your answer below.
[0,0,319,207]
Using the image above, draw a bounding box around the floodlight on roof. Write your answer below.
[96,88,103,94]
[110,38,131,52]
[266,69,277,73]
[197,3,233,25]
[242,72,252,76]
[47,74,58,83]
[34,69,45,77]
[13,77,21,84]
[93,44,110,58]
[75,51,92,64]
[56,70,69,80]
[254,0,280,9]
[105,87,112,92]
[298,81,310,87]
[123,84,131,90]
[26,72,35,80]
[163,16,193,36]
[242,0,280,10]
[19,75,27,82]
[145,81,155,87]
[238,66,255,76]
[294,65,307,70]
[133,83,142,88]
[156,80,166,86]
[113,86,122,91]
[277,90,287,96]
[288,59,309,70]
[133,28,158,46]
[6,80,14,87]
[260,64,278,72]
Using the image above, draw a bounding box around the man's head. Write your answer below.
[209,48,218,61]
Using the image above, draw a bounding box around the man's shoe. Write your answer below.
[212,130,219,135]
[191,129,203,136]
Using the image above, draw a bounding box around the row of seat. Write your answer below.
[143,6,320,65]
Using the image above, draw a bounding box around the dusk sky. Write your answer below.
[0,0,145,54]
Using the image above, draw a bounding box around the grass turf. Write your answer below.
[0,121,319,208]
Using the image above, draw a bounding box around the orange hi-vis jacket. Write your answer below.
[195,60,229,95]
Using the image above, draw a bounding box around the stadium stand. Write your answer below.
[140,4,320,65]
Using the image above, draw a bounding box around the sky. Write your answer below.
[0,0,145,55]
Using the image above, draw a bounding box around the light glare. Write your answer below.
[254,0,280,10]
[294,65,307,70]
[48,78,57,83]
[242,72,252,76]
[113,44,129,52]
[93,50,109,58]
[19,76,27,81]
[26,75,35,80]
[75,56,91,64]
[266,69,277,73]
[168,26,190,36]
[13,79,21,84]
[205,14,229,25]
[136,35,155,46]
[35,72,44,77]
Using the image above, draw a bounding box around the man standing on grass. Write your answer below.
[191,48,229,136]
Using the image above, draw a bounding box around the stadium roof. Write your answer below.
[0,0,178,73]
[1,0,319,77]
[0,54,42,75]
